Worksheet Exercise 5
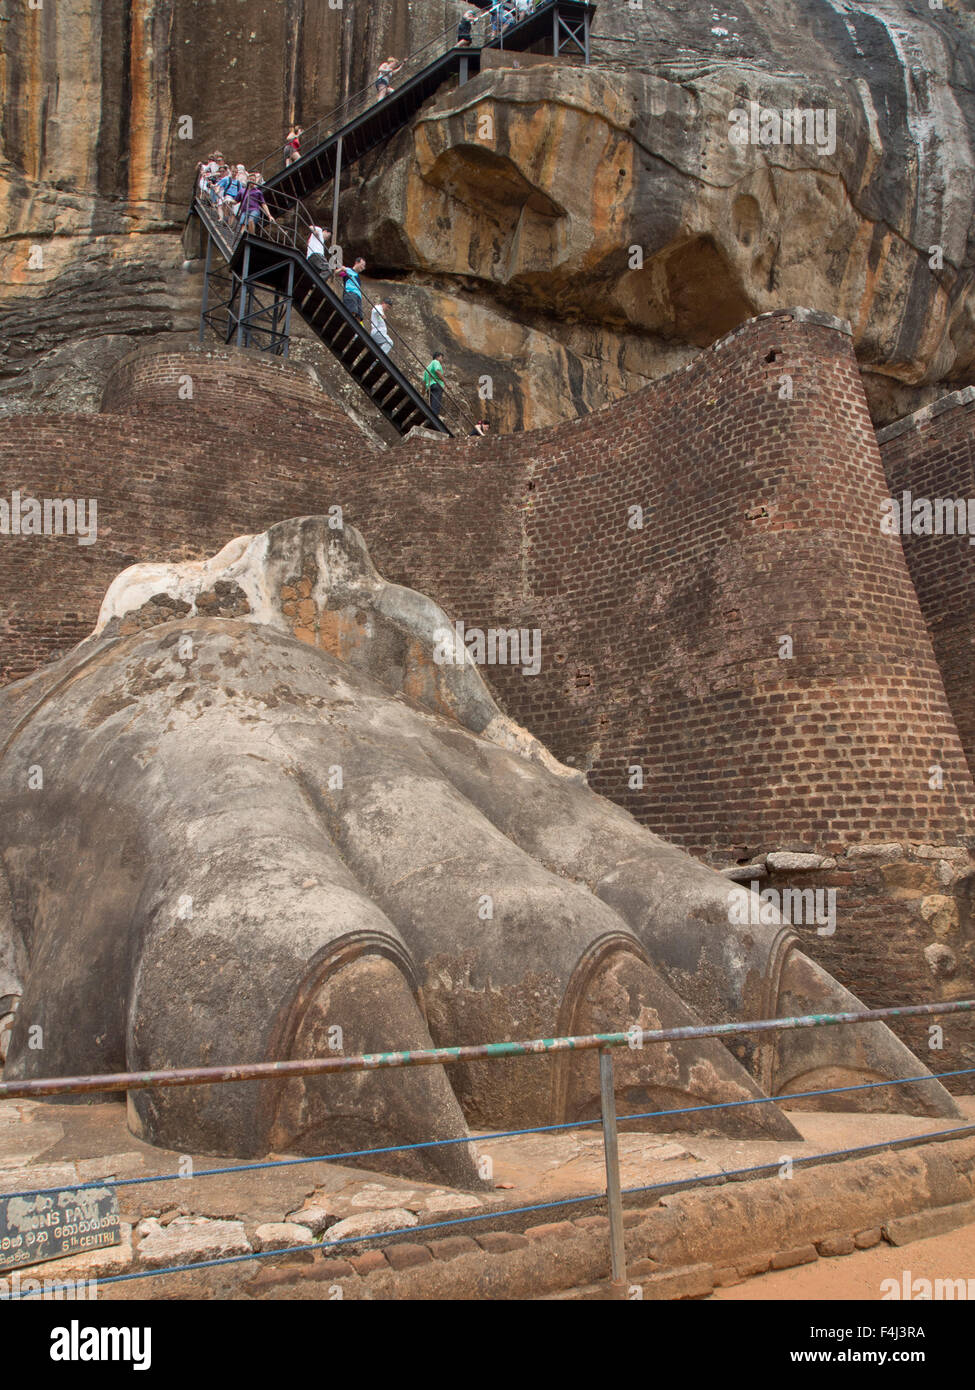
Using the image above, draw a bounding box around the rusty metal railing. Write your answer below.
[4,996,975,1295]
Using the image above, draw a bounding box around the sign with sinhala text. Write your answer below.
[0,1185,120,1271]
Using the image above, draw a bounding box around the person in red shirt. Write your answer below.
[284,126,303,167]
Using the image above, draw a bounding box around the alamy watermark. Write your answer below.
[728,881,837,936]
[433,620,541,677]
[881,492,975,544]
[0,1273,97,1301]
[728,100,837,156]
[881,1270,975,1300]
[0,492,97,547]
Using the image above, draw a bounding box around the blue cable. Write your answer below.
[4,1063,973,1202]
[5,1117,975,1298]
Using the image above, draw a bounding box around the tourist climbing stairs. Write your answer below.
[259,0,595,202]
[192,0,595,435]
[196,192,458,436]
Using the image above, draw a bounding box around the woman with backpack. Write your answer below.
[216,168,245,225]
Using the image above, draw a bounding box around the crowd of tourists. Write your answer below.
[457,0,543,46]
[195,154,275,234]
[193,0,530,432]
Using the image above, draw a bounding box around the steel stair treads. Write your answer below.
[193,215,452,435]
[390,400,420,428]
[359,360,387,388]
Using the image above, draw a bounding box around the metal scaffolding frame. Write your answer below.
[199,233,296,357]
[553,5,591,59]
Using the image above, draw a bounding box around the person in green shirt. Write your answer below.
[423,352,446,416]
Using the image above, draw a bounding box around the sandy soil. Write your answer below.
[713,1223,975,1300]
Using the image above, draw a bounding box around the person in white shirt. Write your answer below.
[371,300,393,356]
[306,225,330,274]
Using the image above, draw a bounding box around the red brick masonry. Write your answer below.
[2,318,974,1061]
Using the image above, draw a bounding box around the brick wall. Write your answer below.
[5,320,973,855]
[879,389,975,781]
[101,343,375,462]
[3,322,975,1063]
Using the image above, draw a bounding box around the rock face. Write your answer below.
[2,1,974,423]
[0,518,959,1184]
[347,4,975,427]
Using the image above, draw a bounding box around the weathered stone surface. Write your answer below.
[815,1233,856,1257]
[252,1222,315,1252]
[426,1235,480,1262]
[854,1227,884,1249]
[346,1186,421,1213]
[285,1204,332,1236]
[920,894,960,936]
[883,1199,975,1247]
[0,1164,79,1192]
[525,1221,577,1244]
[3,3,975,425]
[75,1153,146,1182]
[914,844,971,863]
[419,1192,485,1217]
[924,943,957,978]
[136,1216,252,1269]
[633,1263,714,1301]
[384,1242,434,1271]
[771,1244,818,1270]
[324,1209,419,1244]
[844,843,904,866]
[350,1250,389,1276]
[476,1231,529,1254]
[0,518,960,1190]
[766,852,824,872]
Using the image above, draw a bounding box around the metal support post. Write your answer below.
[281,260,295,357]
[199,232,213,344]
[236,243,252,349]
[583,7,591,63]
[331,135,343,253]
[598,1046,627,1296]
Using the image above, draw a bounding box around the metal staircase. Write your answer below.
[196,194,451,436]
[192,0,596,437]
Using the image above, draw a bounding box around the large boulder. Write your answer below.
[345,3,975,426]
[2,2,974,424]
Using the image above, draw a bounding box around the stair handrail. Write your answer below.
[250,1,545,184]
[197,187,483,437]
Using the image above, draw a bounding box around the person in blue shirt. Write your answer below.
[340,257,367,322]
[216,170,244,225]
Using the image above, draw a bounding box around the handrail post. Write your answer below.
[331,135,343,250]
[236,242,251,349]
[199,231,213,344]
[598,1046,627,1298]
